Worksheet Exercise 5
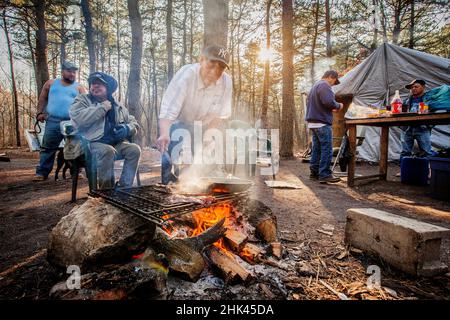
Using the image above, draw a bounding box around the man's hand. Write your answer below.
[113,124,131,141]
[156,119,174,153]
[156,134,170,153]
[102,100,112,111]
[36,113,47,122]
[333,103,344,112]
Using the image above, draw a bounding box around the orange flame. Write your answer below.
[190,204,235,255]
[239,246,255,263]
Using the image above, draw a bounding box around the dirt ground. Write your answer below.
[0,147,449,300]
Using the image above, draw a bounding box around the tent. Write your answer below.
[334,43,450,162]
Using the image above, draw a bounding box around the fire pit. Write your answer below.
[89,185,247,226]
[48,183,280,299]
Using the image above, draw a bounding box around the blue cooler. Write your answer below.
[429,157,450,201]
[400,157,429,186]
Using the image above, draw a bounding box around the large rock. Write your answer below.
[47,197,156,270]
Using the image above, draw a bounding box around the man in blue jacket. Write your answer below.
[400,79,432,160]
[70,72,140,189]
[305,70,343,183]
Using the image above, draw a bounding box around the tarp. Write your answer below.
[334,43,450,162]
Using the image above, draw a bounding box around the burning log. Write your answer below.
[151,219,226,282]
[224,229,248,252]
[49,261,167,300]
[239,243,263,264]
[204,246,253,284]
[47,197,156,270]
[238,200,277,243]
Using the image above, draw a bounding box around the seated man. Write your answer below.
[400,79,433,161]
[69,72,140,189]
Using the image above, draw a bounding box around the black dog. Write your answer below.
[55,148,72,180]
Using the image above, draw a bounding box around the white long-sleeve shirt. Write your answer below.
[159,63,232,125]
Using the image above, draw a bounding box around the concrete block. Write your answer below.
[345,208,450,277]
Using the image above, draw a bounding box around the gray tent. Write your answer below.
[334,43,450,162]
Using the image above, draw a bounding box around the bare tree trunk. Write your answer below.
[371,0,378,51]
[379,0,388,42]
[409,0,415,49]
[80,0,96,74]
[202,0,229,47]
[60,9,67,66]
[2,10,21,146]
[126,0,144,141]
[166,0,174,82]
[115,0,122,101]
[280,0,294,158]
[33,0,49,95]
[189,0,194,63]
[260,0,272,128]
[325,0,332,57]
[25,23,38,94]
[182,0,188,66]
[310,1,319,86]
[392,2,401,44]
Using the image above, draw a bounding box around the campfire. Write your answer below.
[46,184,279,299]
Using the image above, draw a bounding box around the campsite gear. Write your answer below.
[419,102,429,114]
[429,157,450,201]
[345,114,450,187]
[391,90,403,114]
[332,134,351,173]
[228,120,277,180]
[400,157,429,186]
[424,85,450,112]
[334,43,450,163]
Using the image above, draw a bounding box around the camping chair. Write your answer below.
[228,120,277,180]
[69,134,142,202]
[331,132,365,173]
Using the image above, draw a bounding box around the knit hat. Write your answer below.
[88,72,118,97]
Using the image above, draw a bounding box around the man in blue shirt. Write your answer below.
[34,61,86,181]
[305,70,343,183]
[400,79,432,161]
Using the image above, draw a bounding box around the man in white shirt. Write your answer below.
[156,45,233,184]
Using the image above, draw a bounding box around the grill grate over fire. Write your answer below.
[89,185,246,226]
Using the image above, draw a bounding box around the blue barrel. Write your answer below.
[400,157,429,186]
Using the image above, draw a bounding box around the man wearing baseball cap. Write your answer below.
[34,61,86,181]
[69,71,141,189]
[156,44,232,184]
[400,79,432,161]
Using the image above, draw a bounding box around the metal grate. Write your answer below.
[89,185,243,226]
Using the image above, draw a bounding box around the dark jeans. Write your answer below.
[36,117,65,177]
[400,126,432,162]
[310,125,333,179]
[161,122,194,185]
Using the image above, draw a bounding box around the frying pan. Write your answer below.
[199,177,253,194]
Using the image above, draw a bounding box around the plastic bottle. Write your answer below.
[391,90,403,114]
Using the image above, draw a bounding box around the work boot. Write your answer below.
[309,173,319,181]
[33,174,47,181]
[319,175,341,184]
